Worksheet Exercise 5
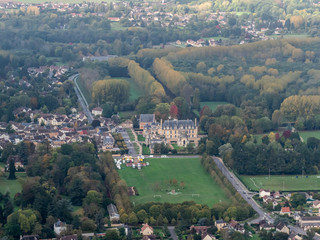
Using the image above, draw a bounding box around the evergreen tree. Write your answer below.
[8,159,16,180]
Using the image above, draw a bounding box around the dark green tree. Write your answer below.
[8,159,16,180]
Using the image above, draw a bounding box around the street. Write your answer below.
[70,74,93,123]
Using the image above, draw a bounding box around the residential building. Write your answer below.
[139,114,155,129]
[259,189,270,198]
[215,219,226,231]
[280,207,291,215]
[92,107,103,116]
[299,216,320,230]
[107,204,120,222]
[276,222,290,234]
[140,223,154,236]
[313,200,320,209]
[54,220,67,235]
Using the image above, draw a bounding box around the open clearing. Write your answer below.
[200,101,229,112]
[118,157,229,206]
[0,172,27,198]
[240,175,320,192]
[254,130,320,144]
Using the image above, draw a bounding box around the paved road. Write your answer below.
[212,157,271,224]
[71,74,93,123]
[212,156,318,238]
[168,226,178,240]
[119,130,138,157]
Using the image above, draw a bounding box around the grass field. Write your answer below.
[299,130,320,142]
[0,172,27,198]
[254,130,320,144]
[200,101,229,112]
[126,129,135,142]
[142,145,150,155]
[240,175,320,192]
[137,135,145,142]
[118,157,229,206]
[111,22,128,31]
[116,77,144,102]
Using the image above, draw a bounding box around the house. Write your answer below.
[102,135,114,151]
[139,114,155,129]
[60,235,78,240]
[289,233,303,240]
[20,236,39,240]
[293,212,303,221]
[313,200,320,209]
[299,216,320,230]
[259,220,274,231]
[259,189,270,198]
[229,220,244,233]
[215,219,226,231]
[202,234,216,240]
[54,219,67,235]
[140,223,154,236]
[276,222,290,234]
[273,191,280,199]
[190,225,208,235]
[280,207,291,215]
[107,204,120,222]
[92,107,103,116]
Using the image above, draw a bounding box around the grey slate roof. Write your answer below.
[162,119,195,129]
[140,114,155,123]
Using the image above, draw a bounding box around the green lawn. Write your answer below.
[0,172,27,198]
[142,145,150,155]
[112,77,144,102]
[172,144,185,150]
[137,135,145,142]
[200,101,229,112]
[111,22,128,31]
[240,175,320,192]
[254,130,320,144]
[133,142,140,153]
[126,129,135,142]
[118,157,229,206]
[299,130,320,142]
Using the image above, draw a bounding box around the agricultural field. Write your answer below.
[240,175,320,192]
[200,101,229,112]
[118,157,229,206]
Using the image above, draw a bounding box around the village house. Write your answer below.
[280,207,291,216]
[140,223,154,236]
[289,232,303,240]
[60,235,78,240]
[202,234,216,240]
[276,222,290,234]
[54,219,67,235]
[102,135,115,151]
[299,216,320,230]
[259,189,271,198]
[107,204,120,222]
[259,220,274,231]
[190,225,208,235]
[313,200,320,209]
[215,219,226,231]
[92,107,103,116]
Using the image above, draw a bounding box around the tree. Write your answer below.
[104,229,120,240]
[92,119,101,128]
[8,159,16,180]
[290,193,306,208]
[128,212,138,225]
[102,102,114,118]
[170,104,178,119]
[137,209,148,223]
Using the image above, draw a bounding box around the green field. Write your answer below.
[200,101,229,112]
[118,77,144,101]
[0,172,27,198]
[240,175,320,192]
[76,76,92,104]
[118,157,229,206]
[142,145,150,155]
[254,130,320,144]
[299,131,320,142]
